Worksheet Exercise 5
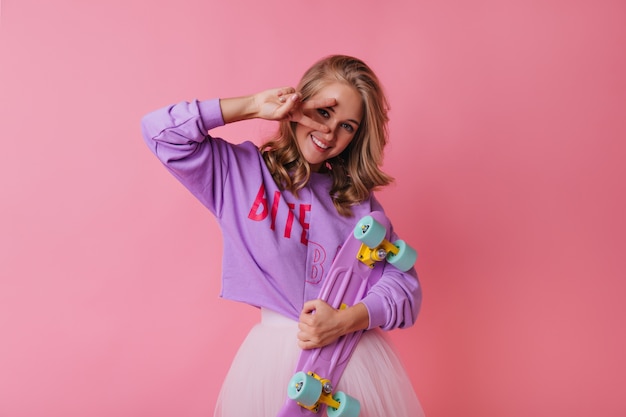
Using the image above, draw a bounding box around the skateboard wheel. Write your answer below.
[387,239,417,272]
[287,371,322,407]
[353,215,385,248]
[327,391,361,417]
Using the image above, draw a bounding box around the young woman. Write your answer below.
[142,55,425,417]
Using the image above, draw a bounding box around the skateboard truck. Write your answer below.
[353,215,417,272]
[293,372,336,413]
[288,371,360,417]
[356,239,399,269]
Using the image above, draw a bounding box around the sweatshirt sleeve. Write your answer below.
[141,99,228,216]
[361,262,422,331]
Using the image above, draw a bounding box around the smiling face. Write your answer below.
[295,82,363,172]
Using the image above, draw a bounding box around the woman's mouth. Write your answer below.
[311,135,329,150]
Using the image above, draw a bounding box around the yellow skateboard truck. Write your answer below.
[356,239,399,269]
[353,215,417,272]
[288,371,361,416]
[296,372,340,413]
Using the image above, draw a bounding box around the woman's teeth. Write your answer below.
[312,136,329,149]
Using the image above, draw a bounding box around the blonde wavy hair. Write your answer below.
[260,55,393,217]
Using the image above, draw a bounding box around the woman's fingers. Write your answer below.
[294,97,335,133]
[277,87,296,98]
[269,91,336,134]
[301,97,336,110]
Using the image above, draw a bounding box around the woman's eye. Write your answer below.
[341,123,354,133]
[317,109,330,118]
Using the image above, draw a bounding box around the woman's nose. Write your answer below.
[319,121,337,141]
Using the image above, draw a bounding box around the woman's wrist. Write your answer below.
[340,302,370,335]
[219,95,258,124]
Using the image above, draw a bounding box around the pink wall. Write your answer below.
[1,1,624,416]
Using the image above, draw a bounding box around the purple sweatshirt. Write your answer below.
[141,99,421,330]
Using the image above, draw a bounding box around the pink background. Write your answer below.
[1,1,625,416]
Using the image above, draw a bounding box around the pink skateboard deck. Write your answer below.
[277,211,416,417]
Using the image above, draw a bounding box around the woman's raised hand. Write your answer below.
[253,87,335,133]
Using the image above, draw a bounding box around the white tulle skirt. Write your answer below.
[214,309,425,417]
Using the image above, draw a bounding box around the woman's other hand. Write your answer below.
[297,299,369,349]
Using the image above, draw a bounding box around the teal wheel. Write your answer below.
[287,372,322,407]
[387,239,417,272]
[353,215,385,248]
[327,391,361,417]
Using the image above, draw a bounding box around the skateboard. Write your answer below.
[277,211,417,417]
